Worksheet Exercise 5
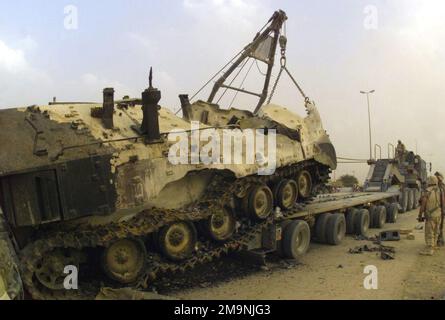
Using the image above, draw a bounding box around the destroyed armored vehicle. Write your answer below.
[0,10,336,299]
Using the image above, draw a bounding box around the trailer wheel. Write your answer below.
[282,220,311,259]
[399,189,408,213]
[369,206,378,228]
[386,203,399,223]
[407,189,414,212]
[345,208,358,234]
[274,179,298,210]
[314,213,331,243]
[354,209,370,236]
[371,205,387,229]
[326,214,346,245]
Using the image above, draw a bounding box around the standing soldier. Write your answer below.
[0,274,10,300]
[418,176,442,256]
[435,172,444,246]
[395,140,406,164]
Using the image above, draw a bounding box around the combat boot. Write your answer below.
[419,246,434,256]
[0,276,11,300]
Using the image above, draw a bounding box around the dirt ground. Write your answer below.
[159,209,445,300]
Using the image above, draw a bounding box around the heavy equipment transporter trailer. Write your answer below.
[241,189,401,261]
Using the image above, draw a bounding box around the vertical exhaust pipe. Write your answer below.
[179,94,192,121]
[102,87,115,129]
[140,67,162,143]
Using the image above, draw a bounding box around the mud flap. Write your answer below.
[0,210,23,300]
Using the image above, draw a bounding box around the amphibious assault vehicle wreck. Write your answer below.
[0,10,336,299]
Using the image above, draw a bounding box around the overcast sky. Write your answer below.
[0,0,444,180]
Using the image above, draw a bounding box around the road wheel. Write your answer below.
[102,239,146,284]
[158,222,197,261]
[35,249,85,290]
[314,213,331,243]
[346,208,358,234]
[274,179,298,210]
[372,205,387,229]
[386,202,399,223]
[326,213,346,245]
[354,209,370,236]
[407,189,414,211]
[204,208,236,242]
[297,170,313,199]
[399,189,408,213]
[245,184,274,220]
[282,220,311,259]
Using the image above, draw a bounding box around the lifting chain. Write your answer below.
[267,35,287,105]
[267,67,284,105]
[267,34,310,105]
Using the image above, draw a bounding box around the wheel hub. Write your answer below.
[102,239,146,284]
[207,208,236,242]
[281,183,296,207]
[166,225,190,252]
[35,249,83,291]
[297,171,312,198]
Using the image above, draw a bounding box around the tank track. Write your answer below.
[20,161,330,300]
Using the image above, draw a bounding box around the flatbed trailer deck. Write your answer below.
[244,189,403,260]
[291,191,400,218]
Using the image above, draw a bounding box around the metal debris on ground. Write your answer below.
[407,233,416,240]
[415,224,424,230]
[379,230,401,242]
[349,244,395,259]
[349,245,377,254]
[353,235,378,242]
[381,251,395,260]
[279,259,302,269]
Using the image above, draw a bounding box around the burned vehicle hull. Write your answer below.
[0,10,336,299]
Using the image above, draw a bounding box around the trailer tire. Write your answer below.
[346,208,358,234]
[314,213,331,243]
[372,205,387,229]
[369,206,378,228]
[326,213,346,246]
[407,189,414,212]
[399,189,408,213]
[282,220,311,259]
[386,202,399,223]
[354,209,370,236]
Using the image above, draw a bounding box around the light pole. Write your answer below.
[360,90,375,160]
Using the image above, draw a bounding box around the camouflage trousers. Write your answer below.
[425,216,441,247]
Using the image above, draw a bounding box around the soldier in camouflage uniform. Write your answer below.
[435,172,444,246]
[395,140,406,164]
[0,273,10,300]
[418,176,442,256]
